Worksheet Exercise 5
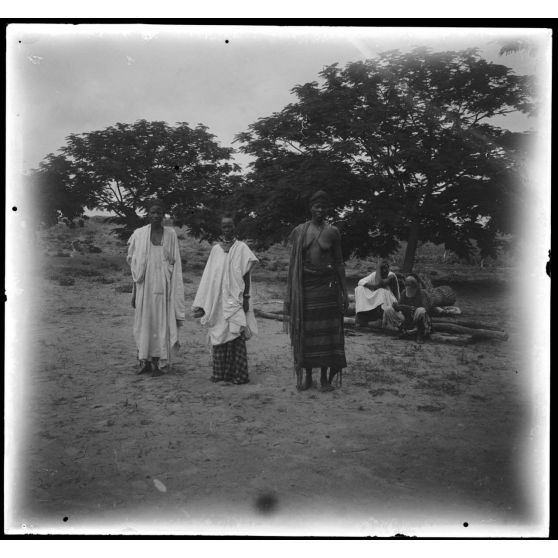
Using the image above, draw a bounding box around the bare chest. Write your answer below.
[303,224,334,252]
[150,229,164,246]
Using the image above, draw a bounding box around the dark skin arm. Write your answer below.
[243,271,251,313]
[329,227,349,314]
[131,282,136,308]
[364,276,392,290]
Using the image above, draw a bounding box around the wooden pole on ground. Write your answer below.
[253,309,508,341]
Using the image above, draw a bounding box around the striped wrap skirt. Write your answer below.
[301,266,347,369]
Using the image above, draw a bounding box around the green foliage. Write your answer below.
[235,48,535,270]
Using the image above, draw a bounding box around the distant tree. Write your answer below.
[35,120,240,238]
[498,39,538,57]
[235,48,535,271]
[25,154,87,228]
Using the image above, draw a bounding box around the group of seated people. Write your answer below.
[354,258,432,343]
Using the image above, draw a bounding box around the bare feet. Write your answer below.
[296,369,313,391]
[232,378,250,385]
[321,368,341,391]
[137,360,151,375]
[320,368,333,391]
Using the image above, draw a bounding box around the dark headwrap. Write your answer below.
[147,199,166,212]
[406,273,421,287]
[309,190,330,205]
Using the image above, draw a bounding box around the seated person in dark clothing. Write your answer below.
[383,274,432,342]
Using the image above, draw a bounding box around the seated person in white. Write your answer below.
[354,258,400,327]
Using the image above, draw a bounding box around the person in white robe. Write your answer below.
[192,215,258,385]
[127,200,185,376]
[354,258,400,327]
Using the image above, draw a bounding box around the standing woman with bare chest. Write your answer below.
[285,190,349,391]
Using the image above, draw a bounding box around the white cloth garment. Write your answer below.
[127,225,185,363]
[354,270,400,314]
[193,240,258,346]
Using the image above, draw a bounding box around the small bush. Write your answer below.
[115,284,133,293]
[61,267,103,277]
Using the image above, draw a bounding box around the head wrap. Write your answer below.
[309,190,330,205]
[147,199,166,212]
[405,275,419,287]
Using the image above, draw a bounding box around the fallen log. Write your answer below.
[254,309,284,321]
[429,333,472,345]
[254,308,507,341]
[431,317,504,332]
[432,322,508,341]
[344,321,473,344]
[345,304,503,332]
[254,309,477,345]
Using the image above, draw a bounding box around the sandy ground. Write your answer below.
[5,225,546,536]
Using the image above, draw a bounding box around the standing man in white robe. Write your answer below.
[354,258,400,327]
[192,215,258,385]
[127,200,185,376]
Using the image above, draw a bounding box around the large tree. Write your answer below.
[32,119,240,238]
[235,48,534,271]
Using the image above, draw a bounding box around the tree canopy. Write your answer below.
[25,154,86,228]
[30,120,240,238]
[234,48,535,271]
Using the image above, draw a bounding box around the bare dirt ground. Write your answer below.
[6,220,545,536]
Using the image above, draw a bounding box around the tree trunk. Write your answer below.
[401,220,420,273]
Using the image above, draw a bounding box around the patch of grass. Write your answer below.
[115,284,133,293]
[415,377,463,396]
[60,266,103,277]
[189,261,207,270]
[417,404,445,412]
[44,270,61,282]
[399,362,417,378]
[366,369,401,385]
[445,371,472,384]
[368,388,400,397]
[380,355,396,368]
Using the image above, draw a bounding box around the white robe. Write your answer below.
[354,271,400,314]
[127,225,185,362]
[193,240,258,346]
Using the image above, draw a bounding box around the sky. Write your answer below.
[6,25,551,174]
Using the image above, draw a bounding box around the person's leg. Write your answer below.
[232,335,250,385]
[414,307,428,343]
[320,367,340,392]
[329,367,342,386]
[151,357,163,376]
[137,359,151,374]
[302,368,313,390]
[295,367,304,390]
[296,367,313,390]
[383,306,404,331]
[210,344,227,382]
[355,309,376,327]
